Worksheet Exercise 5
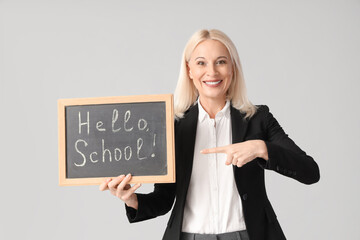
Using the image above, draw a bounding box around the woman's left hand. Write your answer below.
[201,140,269,167]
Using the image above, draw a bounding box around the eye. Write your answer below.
[196,61,205,66]
[216,59,227,65]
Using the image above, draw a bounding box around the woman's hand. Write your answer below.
[99,174,142,210]
[201,140,269,167]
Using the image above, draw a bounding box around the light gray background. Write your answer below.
[1,1,359,239]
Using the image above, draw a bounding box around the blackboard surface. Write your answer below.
[58,94,175,186]
[66,102,167,178]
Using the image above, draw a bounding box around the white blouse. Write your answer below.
[181,100,246,234]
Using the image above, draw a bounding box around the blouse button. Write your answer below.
[242,193,248,201]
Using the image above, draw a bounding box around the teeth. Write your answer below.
[205,80,221,85]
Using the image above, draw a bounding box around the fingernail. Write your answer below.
[126,173,131,178]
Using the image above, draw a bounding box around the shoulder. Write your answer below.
[175,103,198,123]
[254,104,270,114]
[250,105,270,125]
[251,104,273,125]
[174,103,198,132]
[231,104,270,121]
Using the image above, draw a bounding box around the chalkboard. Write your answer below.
[58,94,175,186]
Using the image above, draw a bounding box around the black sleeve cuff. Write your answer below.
[257,157,270,169]
[125,204,138,221]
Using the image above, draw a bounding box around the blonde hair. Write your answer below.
[174,29,258,119]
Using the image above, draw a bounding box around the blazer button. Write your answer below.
[242,194,248,201]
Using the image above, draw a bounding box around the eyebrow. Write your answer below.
[194,56,228,61]
[194,57,205,61]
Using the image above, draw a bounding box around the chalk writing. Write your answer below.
[74,139,87,167]
[124,110,133,132]
[137,138,146,160]
[78,111,89,135]
[112,109,121,132]
[65,101,167,179]
[138,119,147,131]
[72,109,158,167]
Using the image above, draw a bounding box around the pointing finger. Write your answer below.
[201,146,228,154]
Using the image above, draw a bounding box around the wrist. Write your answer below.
[125,194,138,210]
[256,140,269,161]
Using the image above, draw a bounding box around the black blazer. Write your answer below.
[126,104,320,240]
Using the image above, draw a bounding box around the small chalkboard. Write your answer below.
[58,94,175,186]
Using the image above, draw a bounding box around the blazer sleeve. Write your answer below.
[258,105,320,185]
[125,182,176,223]
[125,119,178,223]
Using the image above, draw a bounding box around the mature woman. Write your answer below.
[100,29,320,240]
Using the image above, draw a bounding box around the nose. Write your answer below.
[206,63,218,76]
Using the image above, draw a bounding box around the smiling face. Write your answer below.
[187,39,233,104]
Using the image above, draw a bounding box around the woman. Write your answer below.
[100,29,320,240]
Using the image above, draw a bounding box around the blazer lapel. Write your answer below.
[230,105,249,144]
[230,105,250,188]
[177,104,198,186]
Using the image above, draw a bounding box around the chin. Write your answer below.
[201,92,227,101]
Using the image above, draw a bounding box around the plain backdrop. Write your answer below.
[1,0,359,239]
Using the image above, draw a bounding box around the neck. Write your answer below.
[199,96,227,119]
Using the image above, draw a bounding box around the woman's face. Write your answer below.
[187,39,233,103]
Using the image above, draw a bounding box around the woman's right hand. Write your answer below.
[99,173,142,210]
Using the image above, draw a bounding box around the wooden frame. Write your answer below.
[58,94,175,186]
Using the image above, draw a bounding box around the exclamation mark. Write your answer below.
[151,134,156,158]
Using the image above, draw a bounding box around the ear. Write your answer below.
[186,63,193,79]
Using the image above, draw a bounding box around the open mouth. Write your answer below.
[203,80,222,86]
